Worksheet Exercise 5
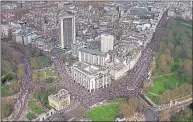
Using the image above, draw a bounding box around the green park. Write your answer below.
[87,104,119,121]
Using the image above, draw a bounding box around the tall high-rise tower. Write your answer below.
[60,15,76,49]
[101,34,114,53]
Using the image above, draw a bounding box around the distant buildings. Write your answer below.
[13,25,38,45]
[31,36,57,52]
[2,1,180,92]
[48,89,70,111]
[1,24,9,38]
[72,41,88,57]
[60,15,76,49]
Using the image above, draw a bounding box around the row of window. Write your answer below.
[81,52,105,65]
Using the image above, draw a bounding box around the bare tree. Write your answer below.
[158,109,171,121]
[17,64,26,80]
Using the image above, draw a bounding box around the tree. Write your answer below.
[167,55,174,64]
[119,98,139,118]
[180,83,192,96]
[119,103,136,118]
[9,81,20,93]
[164,48,171,56]
[160,59,168,73]
[159,54,172,73]
[30,58,39,69]
[168,41,175,54]
[32,72,39,83]
[158,109,171,121]
[17,64,26,80]
[159,42,167,52]
[7,29,12,41]
[33,87,41,100]
[168,30,174,42]
[175,45,183,57]
[1,103,13,119]
[11,51,20,65]
[181,40,192,59]
[136,99,148,113]
[143,82,151,94]
[182,59,192,82]
[2,60,13,73]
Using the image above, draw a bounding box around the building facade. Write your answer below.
[60,15,76,49]
[72,62,111,92]
[78,48,110,66]
[31,36,56,52]
[48,89,70,111]
[101,34,114,53]
[1,24,9,38]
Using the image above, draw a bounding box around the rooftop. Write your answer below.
[79,48,107,57]
[48,89,69,102]
[74,62,108,76]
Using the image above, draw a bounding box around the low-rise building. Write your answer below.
[1,24,9,38]
[32,36,56,52]
[48,89,70,111]
[33,109,56,121]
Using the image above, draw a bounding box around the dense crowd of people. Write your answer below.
[12,51,33,121]
[10,40,153,121]
[10,42,153,121]
[51,44,153,108]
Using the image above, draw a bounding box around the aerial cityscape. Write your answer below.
[1,1,192,121]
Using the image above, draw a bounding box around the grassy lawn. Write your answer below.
[36,56,51,68]
[110,98,127,103]
[40,86,57,108]
[1,85,9,97]
[87,104,119,121]
[1,84,20,97]
[148,74,185,104]
[46,70,53,77]
[30,56,51,69]
[150,19,192,104]
[26,112,37,120]
[28,102,43,115]
[39,71,45,80]
[180,22,192,29]
[38,70,59,84]
[33,86,57,108]
[151,74,177,94]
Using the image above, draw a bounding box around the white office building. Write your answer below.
[78,48,110,66]
[101,34,114,53]
[72,62,111,92]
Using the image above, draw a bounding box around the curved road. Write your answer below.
[12,51,33,121]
